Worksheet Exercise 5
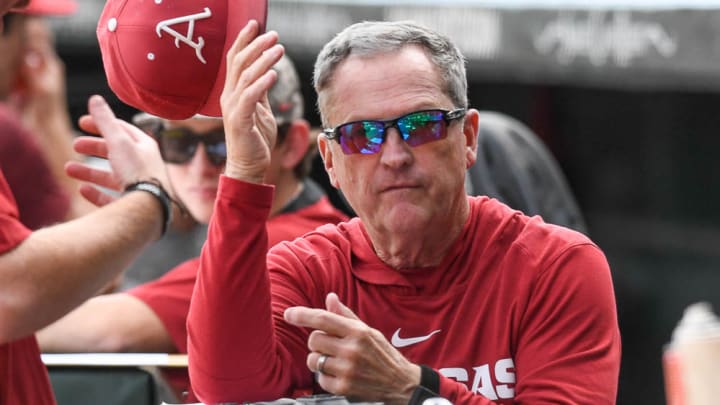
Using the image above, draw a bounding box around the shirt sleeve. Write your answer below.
[0,170,31,253]
[128,257,200,352]
[187,176,316,403]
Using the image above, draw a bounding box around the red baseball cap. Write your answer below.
[97,0,267,120]
[20,0,77,15]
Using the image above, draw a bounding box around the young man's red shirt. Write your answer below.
[0,169,56,405]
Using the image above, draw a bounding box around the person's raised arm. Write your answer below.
[0,95,171,343]
[187,20,287,402]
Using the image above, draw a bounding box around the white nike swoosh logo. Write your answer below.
[391,328,441,348]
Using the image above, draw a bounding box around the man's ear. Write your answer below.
[317,132,340,189]
[277,119,311,170]
[463,108,480,169]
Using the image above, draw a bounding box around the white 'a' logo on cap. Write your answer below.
[155,7,212,64]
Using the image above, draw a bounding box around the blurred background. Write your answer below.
[46,0,720,403]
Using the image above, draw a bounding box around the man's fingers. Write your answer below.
[284,306,355,338]
[221,40,282,119]
[223,20,261,94]
[78,114,100,135]
[78,184,116,207]
[240,69,278,117]
[226,29,279,91]
[259,92,271,112]
[233,42,283,93]
[117,120,145,142]
[325,292,360,320]
[307,351,337,375]
[86,95,122,142]
[256,92,275,126]
[65,162,121,191]
[73,136,108,158]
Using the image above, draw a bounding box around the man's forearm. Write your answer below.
[188,178,282,402]
[37,292,175,353]
[0,191,163,343]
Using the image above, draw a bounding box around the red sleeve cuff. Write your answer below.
[217,175,274,208]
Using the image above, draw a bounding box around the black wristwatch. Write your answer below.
[124,180,172,238]
[408,365,441,405]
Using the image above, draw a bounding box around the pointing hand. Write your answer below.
[284,293,422,405]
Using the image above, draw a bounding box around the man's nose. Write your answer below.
[189,143,219,174]
[379,128,413,168]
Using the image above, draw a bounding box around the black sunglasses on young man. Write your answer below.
[154,127,227,166]
[147,122,294,166]
[323,108,466,155]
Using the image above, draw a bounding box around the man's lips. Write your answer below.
[380,183,421,193]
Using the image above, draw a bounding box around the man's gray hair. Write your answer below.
[313,20,468,125]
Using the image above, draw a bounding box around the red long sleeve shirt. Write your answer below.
[188,176,621,404]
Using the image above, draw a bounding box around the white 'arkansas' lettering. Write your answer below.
[155,7,212,64]
[439,357,516,400]
[495,358,516,399]
[472,364,498,400]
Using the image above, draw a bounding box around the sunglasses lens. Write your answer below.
[338,121,384,155]
[159,128,196,164]
[331,109,456,155]
[204,132,227,166]
[398,110,447,147]
[157,128,227,165]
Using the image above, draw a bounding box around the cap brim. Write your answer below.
[20,0,77,16]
